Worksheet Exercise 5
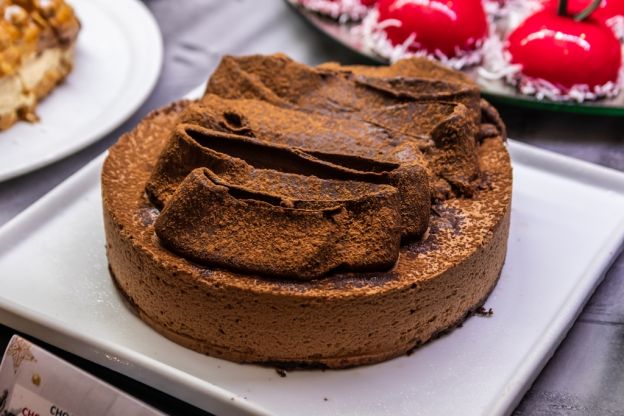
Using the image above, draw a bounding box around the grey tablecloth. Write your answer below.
[1,1,623,414]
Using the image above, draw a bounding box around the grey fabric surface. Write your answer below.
[1,1,623,414]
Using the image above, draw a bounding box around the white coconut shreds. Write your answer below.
[478,35,624,102]
[516,74,622,102]
[606,15,624,40]
[485,0,543,25]
[478,35,522,78]
[356,8,488,68]
[483,0,505,18]
[298,0,370,22]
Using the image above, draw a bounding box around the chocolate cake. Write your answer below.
[102,54,512,368]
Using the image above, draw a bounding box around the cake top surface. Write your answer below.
[142,54,506,280]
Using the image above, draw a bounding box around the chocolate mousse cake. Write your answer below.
[0,0,80,131]
[102,54,512,368]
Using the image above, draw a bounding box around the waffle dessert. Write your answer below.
[0,0,80,131]
[102,54,512,368]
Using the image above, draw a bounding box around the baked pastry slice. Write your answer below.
[0,0,80,131]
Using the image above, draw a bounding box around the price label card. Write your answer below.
[0,336,163,416]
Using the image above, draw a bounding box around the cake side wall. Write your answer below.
[103,186,511,368]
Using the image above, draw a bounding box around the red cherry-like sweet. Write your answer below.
[506,10,622,89]
[542,0,624,28]
[377,0,489,58]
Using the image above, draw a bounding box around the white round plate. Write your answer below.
[0,0,163,182]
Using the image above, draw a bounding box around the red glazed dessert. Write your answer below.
[542,0,624,38]
[507,11,621,89]
[376,0,488,57]
[503,0,622,100]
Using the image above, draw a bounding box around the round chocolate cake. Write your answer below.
[102,54,512,368]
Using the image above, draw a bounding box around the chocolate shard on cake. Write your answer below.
[147,122,431,245]
[151,125,407,279]
[102,54,512,368]
[202,54,487,201]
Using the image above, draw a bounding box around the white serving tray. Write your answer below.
[0,0,162,182]
[0,139,623,416]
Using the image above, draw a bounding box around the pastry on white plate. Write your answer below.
[0,0,80,131]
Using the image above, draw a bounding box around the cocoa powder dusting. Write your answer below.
[144,54,506,280]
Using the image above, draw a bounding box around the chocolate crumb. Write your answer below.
[275,368,287,378]
[475,307,494,317]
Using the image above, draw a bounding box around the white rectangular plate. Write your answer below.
[0,140,623,416]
